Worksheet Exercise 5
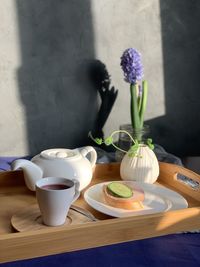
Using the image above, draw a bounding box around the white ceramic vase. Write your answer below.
[120,145,159,183]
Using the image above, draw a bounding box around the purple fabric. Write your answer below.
[1,234,200,267]
[0,156,31,171]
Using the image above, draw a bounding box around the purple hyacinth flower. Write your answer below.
[120,48,144,84]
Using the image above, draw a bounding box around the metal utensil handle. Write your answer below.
[71,205,98,221]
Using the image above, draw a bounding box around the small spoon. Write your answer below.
[70,205,98,221]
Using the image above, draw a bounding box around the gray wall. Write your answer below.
[148,1,200,157]
[0,0,200,157]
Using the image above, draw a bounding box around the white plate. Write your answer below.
[84,181,188,217]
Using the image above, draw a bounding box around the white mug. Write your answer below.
[36,177,80,226]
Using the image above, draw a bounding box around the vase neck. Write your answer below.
[119,124,150,143]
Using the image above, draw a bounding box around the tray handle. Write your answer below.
[175,170,200,191]
[159,162,200,202]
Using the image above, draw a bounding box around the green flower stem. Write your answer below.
[138,95,142,115]
[109,130,136,153]
[139,80,148,128]
[88,131,103,145]
[88,130,154,157]
[130,83,140,129]
[89,130,136,154]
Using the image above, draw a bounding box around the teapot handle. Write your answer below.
[80,146,97,168]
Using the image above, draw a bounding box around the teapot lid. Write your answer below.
[40,148,78,160]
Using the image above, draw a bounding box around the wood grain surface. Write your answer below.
[11,204,93,232]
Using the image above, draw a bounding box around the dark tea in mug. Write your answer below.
[41,184,70,190]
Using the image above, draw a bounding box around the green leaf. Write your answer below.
[147,138,152,144]
[146,138,154,150]
[149,144,154,150]
[134,139,139,146]
[131,144,139,152]
[94,138,103,145]
[128,143,139,157]
[130,84,141,129]
[104,136,113,146]
[139,80,148,128]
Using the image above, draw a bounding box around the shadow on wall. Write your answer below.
[16,0,98,155]
[147,0,200,157]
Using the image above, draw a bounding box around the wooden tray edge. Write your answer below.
[1,206,200,263]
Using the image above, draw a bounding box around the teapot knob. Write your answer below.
[56,151,67,158]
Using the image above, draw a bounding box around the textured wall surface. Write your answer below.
[149,0,200,157]
[0,0,97,155]
[0,0,200,156]
[91,0,165,141]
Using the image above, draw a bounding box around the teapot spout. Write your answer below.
[11,159,43,191]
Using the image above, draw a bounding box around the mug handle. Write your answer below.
[72,179,80,202]
[80,146,97,168]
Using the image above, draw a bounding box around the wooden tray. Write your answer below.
[1,162,200,263]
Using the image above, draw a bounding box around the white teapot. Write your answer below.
[11,147,97,191]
